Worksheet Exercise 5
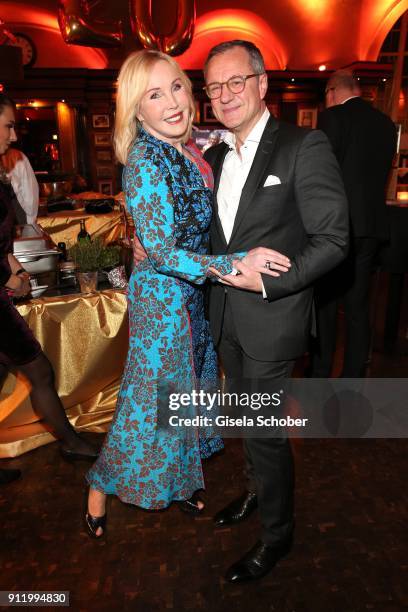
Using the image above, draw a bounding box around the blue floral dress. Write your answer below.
[87,129,244,509]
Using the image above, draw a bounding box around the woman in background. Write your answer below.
[0,93,97,480]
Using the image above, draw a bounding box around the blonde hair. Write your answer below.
[114,50,196,165]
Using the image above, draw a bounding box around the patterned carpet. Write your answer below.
[1,274,407,612]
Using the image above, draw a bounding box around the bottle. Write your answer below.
[77,220,91,242]
[111,226,132,278]
[57,242,67,262]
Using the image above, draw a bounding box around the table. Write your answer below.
[0,290,129,458]
[37,209,125,246]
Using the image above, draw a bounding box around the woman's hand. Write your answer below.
[6,254,31,296]
[7,253,27,275]
[5,274,31,297]
[20,275,31,296]
[133,236,148,265]
[242,247,291,277]
[209,247,291,293]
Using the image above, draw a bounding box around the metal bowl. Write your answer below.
[30,285,48,298]
[16,250,60,274]
[39,181,73,198]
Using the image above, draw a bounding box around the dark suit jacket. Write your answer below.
[204,115,349,361]
[317,97,397,240]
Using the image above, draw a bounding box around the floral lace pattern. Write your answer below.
[87,130,244,509]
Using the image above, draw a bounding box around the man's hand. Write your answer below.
[242,247,291,275]
[133,236,148,265]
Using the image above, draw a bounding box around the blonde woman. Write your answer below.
[85,50,287,537]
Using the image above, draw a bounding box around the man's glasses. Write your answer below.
[325,86,336,95]
[203,73,263,99]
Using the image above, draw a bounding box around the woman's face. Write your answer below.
[137,60,190,147]
[0,105,17,155]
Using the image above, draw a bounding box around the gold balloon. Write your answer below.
[57,0,123,47]
[129,0,196,56]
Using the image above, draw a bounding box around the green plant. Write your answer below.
[99,244,121,270]
[68,238,120,272]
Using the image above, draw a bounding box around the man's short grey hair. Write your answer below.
[327,69,360,92]
[204,40,265,75]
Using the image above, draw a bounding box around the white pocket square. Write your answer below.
[263,175,281,187]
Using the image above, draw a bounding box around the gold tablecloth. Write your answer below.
[38,210,124,246]
[0,289,129,457]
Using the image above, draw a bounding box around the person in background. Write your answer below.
[1,147,39,225]
[0,93,98,487]
[202,130,221,153]
[310,69,397,377]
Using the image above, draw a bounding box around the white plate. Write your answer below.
[30,285,48,298]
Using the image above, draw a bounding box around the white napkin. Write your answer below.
[263,175,281,187]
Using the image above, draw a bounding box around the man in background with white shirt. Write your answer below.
[203,40,349,583]
[1,147,39,224]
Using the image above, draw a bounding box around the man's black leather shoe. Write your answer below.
[214,491,257,526]
[225,538,292,583]
[0,468,21,485]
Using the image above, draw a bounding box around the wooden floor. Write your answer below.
[1,276,407,612]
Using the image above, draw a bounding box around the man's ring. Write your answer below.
[264,261,272,270]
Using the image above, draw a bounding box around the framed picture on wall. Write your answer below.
[98,180,113,195]
[96,150,112,161]
[203,102,218,123]
[94,133,111,147]
[92,114,110,129]
[297,108,317,128]
[96,164,113,177]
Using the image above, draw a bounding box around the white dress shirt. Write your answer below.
[217,107,270,243]
[2,149,39,224]
[217,108,270,295]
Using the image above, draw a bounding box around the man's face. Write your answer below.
[205,47,267,140]
[0,105,17,155]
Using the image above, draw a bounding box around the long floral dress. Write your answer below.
[87,129,244,509]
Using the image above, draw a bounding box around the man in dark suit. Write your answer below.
[310,70,397,378]
[202,40,349,582]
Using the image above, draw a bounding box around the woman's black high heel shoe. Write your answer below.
[85,512,107,539]
[178,491,205,515]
